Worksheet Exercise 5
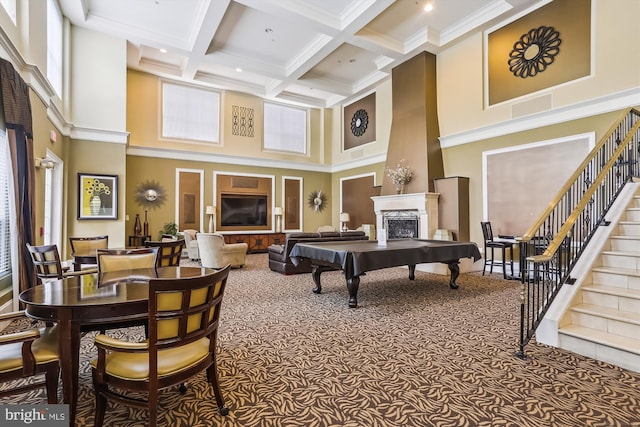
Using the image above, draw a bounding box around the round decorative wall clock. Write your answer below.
[307,190,327,213]
[350,109,369,137]
[508,25,561,78]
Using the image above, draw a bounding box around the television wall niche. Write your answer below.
[215,173,274,232]
[220,194,268,226]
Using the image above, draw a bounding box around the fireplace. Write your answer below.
[371,193,439,240]
[384,211,419,239]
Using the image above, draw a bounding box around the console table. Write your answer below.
[224,233,285,253]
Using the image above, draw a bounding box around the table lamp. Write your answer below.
[340,212,350,232]
[206,205,215,233]
[273,206,283,233]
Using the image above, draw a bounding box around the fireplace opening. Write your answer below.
[384,211,419,239]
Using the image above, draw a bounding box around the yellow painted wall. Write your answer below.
[126,70,326,165]
[125,156,334,236]
[437,0,640,137]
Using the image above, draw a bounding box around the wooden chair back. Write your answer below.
[144,240,185,267]
[26,243,65,282]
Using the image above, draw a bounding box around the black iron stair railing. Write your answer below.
[516,107,640,358]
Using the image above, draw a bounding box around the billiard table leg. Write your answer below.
[447,261,461,289]
[311,265,333,294]
[408,264,416,280]
[347,275,360,308]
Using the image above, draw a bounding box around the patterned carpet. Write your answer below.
[2,253,640,426]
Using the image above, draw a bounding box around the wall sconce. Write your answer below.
[340,212,350,232]
[205,205,215,233]
[35,157,55,169]
[273,206,283,233]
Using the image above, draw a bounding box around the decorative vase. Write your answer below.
[143,210,149,237]
[395,183,405,194]
[134,214,142,236]
[90,195,101,216]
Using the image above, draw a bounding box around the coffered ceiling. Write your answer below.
[59,0,546,108]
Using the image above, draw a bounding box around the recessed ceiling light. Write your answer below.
[265,28,273,33]
[236,68,243,72]
[159,48,167,53]
[424,3,433,12]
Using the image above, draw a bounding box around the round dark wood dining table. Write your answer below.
[19,266,215,426]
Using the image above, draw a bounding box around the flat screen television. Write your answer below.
[220,194,268,226]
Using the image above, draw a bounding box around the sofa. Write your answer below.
[197,233,248,269]
[268,230,369,275]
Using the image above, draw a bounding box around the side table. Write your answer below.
[128,235,151,248]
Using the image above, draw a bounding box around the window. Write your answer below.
[0,0,16,24]
[0,130,12,292]
[47,0,63,97]
[161,82,220,143]
[263,102,307,154]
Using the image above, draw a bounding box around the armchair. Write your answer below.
[0,311,59,403]
[197,233,248,269]
[183,229,200,261]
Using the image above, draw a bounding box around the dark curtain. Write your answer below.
[0,58,35,296]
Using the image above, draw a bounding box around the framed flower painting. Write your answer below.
[78,173,118,220]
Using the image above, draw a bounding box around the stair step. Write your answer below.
[582,284,640,299]
[592,265,640,278]
[570,303,640,342]
[560,324,640,354]
[572,303,640,324]
[626,208,640,221]
[600,250,640,269]
[609,235,640,252]
[618,221,640,236]
[559,324,640,360]
[580,285,640,311]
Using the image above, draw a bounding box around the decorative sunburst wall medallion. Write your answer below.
[508,26,561,78]
[135,180,167,209]
[307,190,327,213]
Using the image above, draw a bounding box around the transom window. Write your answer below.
[263,102,307,154]
[161,82,220,144]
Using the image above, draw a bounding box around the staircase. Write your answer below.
[555,189,640,373]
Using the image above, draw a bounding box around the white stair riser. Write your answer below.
[618,223,640,235]
[627,209,640,221]
[558,333,640,372]
[571,311,640,341]
[582,290,640,312]
[609,237,640,252]
[591,271,640,290]
[601,253,640,269]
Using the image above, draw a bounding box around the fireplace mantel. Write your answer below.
[371,192,439,240]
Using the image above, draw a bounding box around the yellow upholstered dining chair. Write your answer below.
[96,247,159,275]
[95,248,159,334]
[0,311,59,403]
[69,235,109,254]
[144,240,185,267]
[91,265,232,427]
